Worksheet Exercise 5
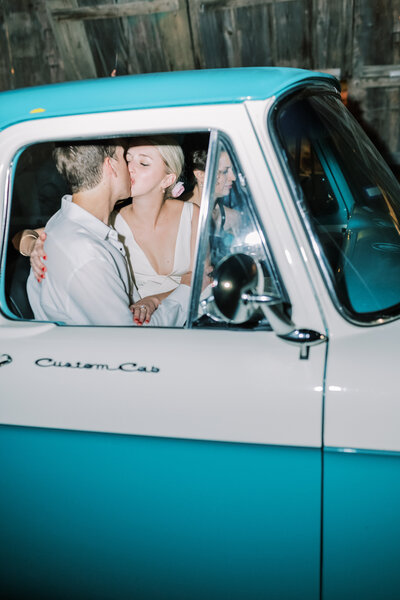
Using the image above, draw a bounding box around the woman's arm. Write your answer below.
[15,228,47,282]
[130,288,182,325]
[130,271,193,325]
[13,228,44,256]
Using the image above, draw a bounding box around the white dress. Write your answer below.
[113,202,194,298]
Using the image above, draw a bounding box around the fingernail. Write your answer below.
[43,255,47,260]
[145,319,150,323]
[41,274,45,279]
[41,266,46,272]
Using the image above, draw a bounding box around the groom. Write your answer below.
[27,141,190,326]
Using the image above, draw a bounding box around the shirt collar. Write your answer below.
[61,195,117,242]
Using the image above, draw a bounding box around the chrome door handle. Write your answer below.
[278,329,327,359]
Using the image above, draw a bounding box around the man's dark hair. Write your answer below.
[53,140,124,193]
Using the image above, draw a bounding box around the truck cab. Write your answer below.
[1,67,400,599]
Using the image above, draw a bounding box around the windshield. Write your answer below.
[275,89,400,322]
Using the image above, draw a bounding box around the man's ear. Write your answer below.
[105,156,117,178]
[193,169,205,185]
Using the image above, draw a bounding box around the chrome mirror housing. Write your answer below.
[205,253,283,325]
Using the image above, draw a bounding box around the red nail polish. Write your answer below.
[43,255,47,260]
[42,267,45,272]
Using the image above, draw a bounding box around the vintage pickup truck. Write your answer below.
[1,67,400,599]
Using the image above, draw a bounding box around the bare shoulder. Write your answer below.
[165,198,184,209]
[190,202,200,218]
[164,198,187,217]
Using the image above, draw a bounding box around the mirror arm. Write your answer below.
[241,293,281,305]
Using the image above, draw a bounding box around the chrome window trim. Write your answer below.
[187,129,220,327]
[0,156,19,320]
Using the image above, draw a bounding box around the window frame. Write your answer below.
[188,130,290,330]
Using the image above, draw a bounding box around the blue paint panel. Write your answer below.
[0,68,337,130]
[323,448,400,599]
[0,425,321,600]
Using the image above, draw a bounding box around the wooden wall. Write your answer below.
[1,0,400,164]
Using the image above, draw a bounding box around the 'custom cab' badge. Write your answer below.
[35,358,159,373]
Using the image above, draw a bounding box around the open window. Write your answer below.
[4,129,285,331]
[4,132,211,325]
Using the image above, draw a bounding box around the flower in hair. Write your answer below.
[171,181,185,198]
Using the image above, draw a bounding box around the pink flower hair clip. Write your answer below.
[171,181,185,198]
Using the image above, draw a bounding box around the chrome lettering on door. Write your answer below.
[35,358,160,373]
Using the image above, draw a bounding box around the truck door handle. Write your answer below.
[278,329,327,360]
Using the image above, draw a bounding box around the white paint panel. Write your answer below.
[0,101,325,447]
[324,317,400,453]
[0,326,325,447]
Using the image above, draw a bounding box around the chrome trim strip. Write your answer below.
[0,164,12,285]
[187,129,220,327]
[325,446,400,457]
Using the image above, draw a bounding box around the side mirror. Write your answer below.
[203,253,327,358]
[208,253,288,326]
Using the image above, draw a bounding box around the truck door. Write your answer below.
[0,114,325,599]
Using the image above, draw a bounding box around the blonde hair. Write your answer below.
[129,135,184,199]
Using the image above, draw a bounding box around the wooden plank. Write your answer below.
[310,0,354,76]
[362,86,400,167]
[200,0,297,9]
[0,5,16,90]
[362,64,400,78]
[0,0,66,91]
[354,0,398,67]
[77,0,194,75]
[51,0,179,21]
[271,0,311,67]
[122,0,195,72]
[46,0,97,80]
[357,64,400,88]
[188,0,310,69]
[33,0,66,84]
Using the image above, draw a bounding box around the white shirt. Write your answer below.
[27,196,190,326]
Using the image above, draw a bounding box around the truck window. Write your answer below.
[3,133,209,326]
[191,137,286,330]
[274,90,400,321]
